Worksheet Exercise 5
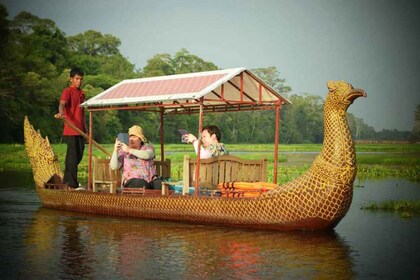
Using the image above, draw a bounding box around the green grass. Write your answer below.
[0,144,31,170]
[357,153,420,165]
[1,143,419,182]
[355,144,420,153]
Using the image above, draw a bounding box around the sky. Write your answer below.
[2,0,420,131]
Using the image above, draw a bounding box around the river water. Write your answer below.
[0,171,419,279]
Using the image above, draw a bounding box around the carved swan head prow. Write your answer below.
[327,81,367,106]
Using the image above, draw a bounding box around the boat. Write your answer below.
[24,68,366,230]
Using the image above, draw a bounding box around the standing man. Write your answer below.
[54,68,86,189]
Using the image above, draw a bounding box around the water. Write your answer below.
[0,171,419,279]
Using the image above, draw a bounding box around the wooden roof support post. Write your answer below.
[221,83,225,100]
[160,107,165,161]
[194,98,204,196]
[88,111,93,190]
[273,101,281,184]
[240,72,244,102]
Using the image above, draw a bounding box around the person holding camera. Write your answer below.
[110,125,157,189]
[185,125,229,159]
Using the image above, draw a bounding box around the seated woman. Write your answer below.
[110,125,157,189]
[186,125,229,159]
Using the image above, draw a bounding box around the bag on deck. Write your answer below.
[149,175,162,190]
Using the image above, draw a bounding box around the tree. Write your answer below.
[172,48,218,74]
[0,11,69,142]
[9,11,68,77]
[413,104,420,142]
[0,4,9,55]
[142,53,175,77]
[251,67,291,94]
[98,54,136,79]
[142,49,218,78]
[67,30,135,78]
[67,30,120,56]
[347,114,376,140]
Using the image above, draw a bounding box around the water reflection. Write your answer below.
[2,171,417,278]
[25,207,354,279]
[61,219,93,278]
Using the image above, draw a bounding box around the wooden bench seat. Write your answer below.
[182,155,267,195]
[92,157,120,193]
[92,157,171,193]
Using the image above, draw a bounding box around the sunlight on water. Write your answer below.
[20,208,354,279]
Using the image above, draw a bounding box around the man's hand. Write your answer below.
[114,138,121,152]
[54,113,64,119]
[120,143,130,153]
[186,133,198,143]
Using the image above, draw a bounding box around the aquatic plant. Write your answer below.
[361,200,420,218]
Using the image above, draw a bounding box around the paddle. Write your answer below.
[60,118,111,157]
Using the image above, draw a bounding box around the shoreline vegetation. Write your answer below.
[1,143,419,182]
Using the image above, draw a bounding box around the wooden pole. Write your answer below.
[88,112,93,190]
[160,108,164,161]
[194,98,204,196]
[273,101,281,184]
[61,118,111,157]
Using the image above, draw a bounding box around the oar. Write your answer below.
[61,118,111,157]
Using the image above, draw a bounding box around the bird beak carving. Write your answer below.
[346,88,367,103]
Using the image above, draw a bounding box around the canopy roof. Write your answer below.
[82,67,290,186]
[82,67,291,114]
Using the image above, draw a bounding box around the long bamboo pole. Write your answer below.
[61,118,111,157]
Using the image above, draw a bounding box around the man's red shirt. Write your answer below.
[60,86,86,135]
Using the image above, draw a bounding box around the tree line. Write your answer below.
[0,5,417,144]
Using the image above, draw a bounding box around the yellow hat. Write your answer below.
[128,125,147,142]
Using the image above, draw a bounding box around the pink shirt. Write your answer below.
[117,145,157,183]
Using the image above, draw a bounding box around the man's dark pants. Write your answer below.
[63,135,85,188]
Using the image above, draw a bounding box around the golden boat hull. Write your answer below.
[36,186,339,230]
